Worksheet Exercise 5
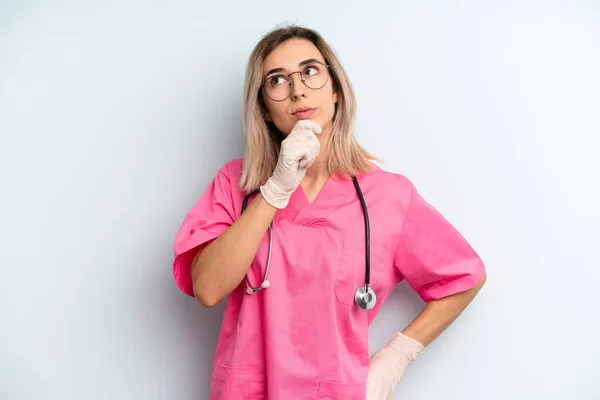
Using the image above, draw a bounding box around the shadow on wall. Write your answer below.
[368,281,426,349]
[157,79,246,398]
[167,284,227,399]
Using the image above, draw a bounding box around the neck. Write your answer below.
[301,147,330,203]
[304,154,329,181]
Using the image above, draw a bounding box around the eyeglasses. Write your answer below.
[261,60,331,102]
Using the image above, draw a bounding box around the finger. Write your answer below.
[312,142,319,160]
[295,119,323,135]
[301,146,317,168]
[312,143,319,159]
[298,153,311,168]
[312,134,321,154]
[305,150,316,168]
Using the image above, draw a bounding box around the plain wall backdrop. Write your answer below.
[1,1,599,399]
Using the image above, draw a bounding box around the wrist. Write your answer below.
[387,332,425,362]
[366,332,424,399]
[260,179,292,209]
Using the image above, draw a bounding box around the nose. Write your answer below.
[289,71,307,100]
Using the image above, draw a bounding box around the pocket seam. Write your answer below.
[317,380,366,398]
[334,236,389,307]
[212,362,265,383]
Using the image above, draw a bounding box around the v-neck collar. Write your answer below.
[298,175,332,205]
[277,174,355,225]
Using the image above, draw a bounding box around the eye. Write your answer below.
[303,64,321,76]
[267,75,287,87]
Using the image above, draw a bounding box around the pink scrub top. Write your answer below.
[173,158,485,400]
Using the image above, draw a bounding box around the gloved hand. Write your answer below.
[366,332,425,400]
[260,119,322,209]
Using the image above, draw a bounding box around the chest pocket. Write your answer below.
[334,236,393,307]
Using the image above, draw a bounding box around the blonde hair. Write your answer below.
[239,25,379,193]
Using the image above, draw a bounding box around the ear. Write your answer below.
[264,111,273,122]
[333,91,338,104]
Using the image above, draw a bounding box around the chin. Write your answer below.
[301,116,331,131]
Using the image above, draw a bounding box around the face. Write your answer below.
[261,38,338,137]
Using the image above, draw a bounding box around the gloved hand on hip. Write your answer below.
[366,332,425,400]
[260,119,322,209]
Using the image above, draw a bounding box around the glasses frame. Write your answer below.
[261,60,331,102]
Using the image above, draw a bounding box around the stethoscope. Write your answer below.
[240,175,376,311]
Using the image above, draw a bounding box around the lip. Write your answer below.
[292,107,317,119]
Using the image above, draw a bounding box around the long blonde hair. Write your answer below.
[239,25,379,193]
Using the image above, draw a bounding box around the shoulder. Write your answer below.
[215,157,244,184]
[199,158,246,212]
[358,162,417,203]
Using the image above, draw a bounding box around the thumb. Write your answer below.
[296,119,322,135]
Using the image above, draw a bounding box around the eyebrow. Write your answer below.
[265,58,323,78]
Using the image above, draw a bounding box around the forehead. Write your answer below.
[262,38,325,75]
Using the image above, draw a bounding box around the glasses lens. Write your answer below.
[263,62,329,101]
[301,62,328,90]
[264,74,290,101]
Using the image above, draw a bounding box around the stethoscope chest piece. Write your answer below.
[354,285,376,311]
[242,175,376,312]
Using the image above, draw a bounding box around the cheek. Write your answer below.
[319,89,337,119]
[270,104,287,124]
[266,103,294,132]
[269,104,288,121]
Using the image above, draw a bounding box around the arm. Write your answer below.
[190,120,322,307]
[367,181,487,400]
[402,269,487,346]
[366,272,486,400]
[191,193,276,307]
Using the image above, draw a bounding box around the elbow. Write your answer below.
[197,296,221,308]
[197,294,222,308]
[471,267,487,295]
[190,247,223,308]
[192,280,224,308]
[478,268,487,288]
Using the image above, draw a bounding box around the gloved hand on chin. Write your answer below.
[260,119,322,209]
[366,332,425,400]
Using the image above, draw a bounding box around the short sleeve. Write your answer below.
[394,184,485,302]
[172,163,237,297]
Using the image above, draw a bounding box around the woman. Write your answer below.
[173,25,486,400]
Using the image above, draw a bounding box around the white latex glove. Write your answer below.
[260,119,322,209]
[366,332,425,400]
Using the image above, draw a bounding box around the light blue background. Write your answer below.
[1,1,599,399]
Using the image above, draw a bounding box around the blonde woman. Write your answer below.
[173,25,486,400]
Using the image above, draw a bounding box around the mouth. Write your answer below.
[292,107,317,119]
